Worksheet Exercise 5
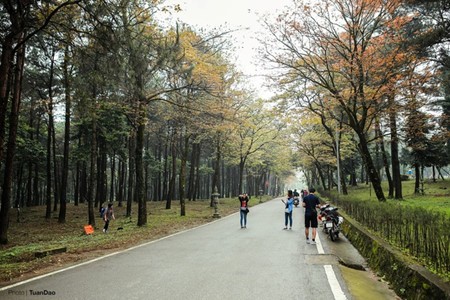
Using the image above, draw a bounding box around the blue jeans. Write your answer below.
[285,211,292,227]
[240,210,247,227]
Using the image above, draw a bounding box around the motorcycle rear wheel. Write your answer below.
[330,230,338,241]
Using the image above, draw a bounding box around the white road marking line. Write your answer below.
[315,228,325,254]
[315,228,347,300]
[0,214,234,291]
[324,265,348,300]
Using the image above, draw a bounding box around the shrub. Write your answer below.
[400,175,410,181]
[321,191,449,279]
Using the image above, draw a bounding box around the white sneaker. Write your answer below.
[310,240,316,245]
[306,239,310,244]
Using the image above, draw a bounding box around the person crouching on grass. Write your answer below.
[103,203,115,233]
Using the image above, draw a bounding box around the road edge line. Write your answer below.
[0,212,236,291]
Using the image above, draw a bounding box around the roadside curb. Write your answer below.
[339,209,450,300]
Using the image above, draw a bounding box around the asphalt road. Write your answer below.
[0,198,354,300]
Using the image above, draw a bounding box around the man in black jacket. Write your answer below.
[302,188,320,244]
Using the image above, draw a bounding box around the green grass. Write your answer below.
[337,179,450,216]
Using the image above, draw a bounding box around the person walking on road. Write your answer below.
[103,203,115,233]
[302,188,320,244]
[239,193,249,228]
[281,190,294,230]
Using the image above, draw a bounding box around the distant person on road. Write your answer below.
[103,203,115,233]
[281,190,294,230]
[239,193,249,228]
[301,189,308,199]
[302,188,320,244]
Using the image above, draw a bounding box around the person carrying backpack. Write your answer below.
[99,203,106,218]
[103,203,115,233]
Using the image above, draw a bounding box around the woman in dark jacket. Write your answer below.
[239,193,249,228]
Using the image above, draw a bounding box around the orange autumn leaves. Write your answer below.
[167,29,229,94]
[280,0,418,121]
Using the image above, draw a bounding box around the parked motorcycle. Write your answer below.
[326,207,344,241]
[318,204,343,241]
[318,204,331,232]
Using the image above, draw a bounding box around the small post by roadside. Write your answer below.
[212,187,221,218]
[259,189,263,203]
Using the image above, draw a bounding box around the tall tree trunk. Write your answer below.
[154,141,162,201]
[74,136,82,206]
[74,159,80,206]
[167,130,177,209]
[88,118,97,226]
[117,158,125,207]
[389,104,402,199]
[315,163,327,191]
[127,132,135,217]
[136,119,147,226]
[238,159,245,195]
[179,133,189,216]
[193,144,201,201]
[221,160,226,197]
[0,34,25,244]
[187,142,198,201]
[337,131,348,195]
[432,166,436,182]
[414,164,421,194]
[95,146,107,208]
[45,47,59,213]
[340,169,348,195]
[375,118,393,198]
[15,164,24,209]
[52,123,59,212]
[347,158,357,186]
[80,161,88,204]
[45,104,52,218]
[110,152,116,203]
[0,33,15,164]
[26,161,33,207]
[437,167,445,181]
[212,134,221,196]
[144,133,150,201]
[59,45,72,223]
[162,136,169,205]
[226,164,232,198]
[33,118,41,206]
[358,134,386,201]
[26,104,34,207]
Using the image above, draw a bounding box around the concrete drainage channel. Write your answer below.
[339,210,450,300]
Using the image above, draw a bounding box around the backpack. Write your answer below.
[100,207,106,218]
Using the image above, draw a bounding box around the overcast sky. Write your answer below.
[163,0,293,97]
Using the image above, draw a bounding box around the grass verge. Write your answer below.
[338,179,450,215]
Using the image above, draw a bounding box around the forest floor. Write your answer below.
[0,197,254,286]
